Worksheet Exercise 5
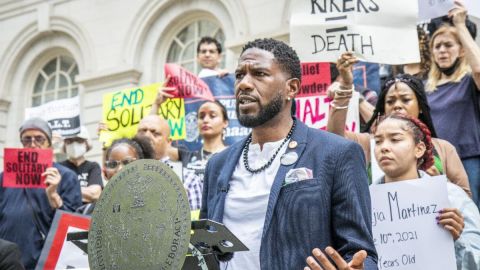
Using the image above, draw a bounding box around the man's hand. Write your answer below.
[42,167,63,209]
[305,247,366,270]
[150,75,176,115]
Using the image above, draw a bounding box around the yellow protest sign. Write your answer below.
[99,83,186,147]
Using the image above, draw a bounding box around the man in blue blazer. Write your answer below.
[200,38,377,269]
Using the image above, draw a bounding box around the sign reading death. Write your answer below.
[290,0,419,64]
[3,148,52,188]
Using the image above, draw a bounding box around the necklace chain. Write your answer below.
[243,119,296,174]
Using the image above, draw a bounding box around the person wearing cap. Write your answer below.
[60,126,103,211]
[0,117,82,270]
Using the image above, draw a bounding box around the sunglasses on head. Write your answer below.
[21,136,47,146]
[105,158,136,169]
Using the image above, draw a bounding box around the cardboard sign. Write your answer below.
[25,96,81,136]
[369,176,456,270]
[165,63,215,101]
[3,148,52,188]
[35,210,90,270]
[290,0,419,64]
[99,83,186,147]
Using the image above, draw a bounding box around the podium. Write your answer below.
[66,219,248,270]
[182,219,248,269]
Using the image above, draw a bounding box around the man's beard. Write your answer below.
[236,93,283,127]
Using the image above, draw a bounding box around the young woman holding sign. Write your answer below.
[373,114,480,270]
[327,52,471,196]
[305,114,480,270]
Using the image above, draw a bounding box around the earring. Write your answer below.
[287,97,291,101]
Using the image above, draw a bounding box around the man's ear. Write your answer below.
[286,78,301,99]
[414,141,426,160]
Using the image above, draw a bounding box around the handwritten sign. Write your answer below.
[35,210,90,270]
[99,83,186,147]
[418,0,480,21]
[290,0,419,64]
[3,148,52,188]
[295,62,359,132]
[25,96,81,136]
[165,63,215,101]
[369,176,456,270]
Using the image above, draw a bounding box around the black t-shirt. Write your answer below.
[59,160,103,189]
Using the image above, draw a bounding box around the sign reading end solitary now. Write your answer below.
[3,148,53,188]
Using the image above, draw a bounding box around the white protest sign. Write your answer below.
[369,176,456,270]
[418,0,453,21]
[25,96,81,136]
[418,0,480,21]
[290,0,419,64]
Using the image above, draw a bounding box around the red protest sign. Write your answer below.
[164,63,215,101]
[299,62,331,97]
[3,148,52,188]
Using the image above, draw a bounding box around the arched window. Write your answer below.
[32,56,79,107]
[166,20,225,74]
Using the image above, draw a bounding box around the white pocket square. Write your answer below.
[284,167,313,186]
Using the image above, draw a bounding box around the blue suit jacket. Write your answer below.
[200,120,378,269]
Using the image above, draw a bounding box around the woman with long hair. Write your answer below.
[426,1,480,207]
[327,52,470,196]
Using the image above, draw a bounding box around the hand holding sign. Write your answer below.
[43,167,61,193]
[43,167,64,208]
[154,76,176,106]
[305,247,366,270]
[449,0,468,26]
[164,63,215,101]
[437,208,465,240]
[337,52,358,88]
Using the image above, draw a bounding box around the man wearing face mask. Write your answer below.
[60,126,103,211]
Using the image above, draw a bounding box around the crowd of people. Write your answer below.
[0,2,479,269]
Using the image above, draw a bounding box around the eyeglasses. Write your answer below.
[105,158,136,169]
[199,49,218,55]
[21,136,47,146]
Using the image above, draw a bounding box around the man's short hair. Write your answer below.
[197,36,222,54]
[241,38,301,82]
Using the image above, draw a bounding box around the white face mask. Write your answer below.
[66,142,87,159]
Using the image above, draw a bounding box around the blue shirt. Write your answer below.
[427,74,480,158]
[0,163,82,270]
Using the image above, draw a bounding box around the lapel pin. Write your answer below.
[288,141,298,149]
[281,152,298,166]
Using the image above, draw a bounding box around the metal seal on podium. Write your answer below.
[88,159,191,270]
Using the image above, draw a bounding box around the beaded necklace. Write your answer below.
[242,119,296,174]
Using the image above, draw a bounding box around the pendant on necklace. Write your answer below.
[281,151,298,166]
